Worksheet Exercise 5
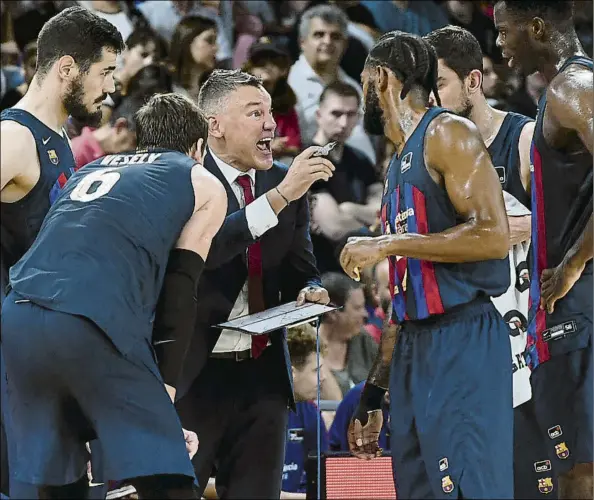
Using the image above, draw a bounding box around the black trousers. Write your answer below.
[176,348,289,499]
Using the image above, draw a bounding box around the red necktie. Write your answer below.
[236,175,268,358]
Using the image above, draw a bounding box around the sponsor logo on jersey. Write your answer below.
[495,166,506,184]
[439,458,449,472]
[401,152,413,173]
[542,321,577,342]
[288,428,304,442]
[534,460,552,473]
[547,425,562,439]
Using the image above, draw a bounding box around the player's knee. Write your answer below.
[128,474,198,500]
[558,463,594,500]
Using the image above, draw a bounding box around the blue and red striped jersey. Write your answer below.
[526,55,593,369]
[381,107,510,323]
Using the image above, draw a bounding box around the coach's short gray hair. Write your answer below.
[198,69,264,116]
[298,4,348,41]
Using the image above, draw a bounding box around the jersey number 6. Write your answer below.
[70,168,121,203]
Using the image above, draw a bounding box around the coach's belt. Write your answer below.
[210,349,252,362]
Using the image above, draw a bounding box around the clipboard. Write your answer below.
[215,301,339,335]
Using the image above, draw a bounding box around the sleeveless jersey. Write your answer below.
[527,55,593,369]
[488,112,533,209]
[0,109,77,271]
[487,111,533,407]
[380,107,510,323]
[9,150,196,355]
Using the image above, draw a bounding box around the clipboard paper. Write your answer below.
[215,301,339,335]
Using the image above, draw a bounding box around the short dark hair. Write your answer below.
[424,26,483,81]
[320,81,361,106]
[321,272,361,321]
[365,30,441,105]
[109,94,145,132]
[497,0,574,23]
[287,324,324,370]
[198,69,263,115]
[36,7,124,79]
[135,93,208,154]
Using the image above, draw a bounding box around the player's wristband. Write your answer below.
[353,383,386,425]
[153,249,205,388]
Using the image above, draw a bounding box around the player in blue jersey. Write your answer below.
[494,2,593,499]
[0,7,124,498]
[425,25,558,499]
[339,31,512,499]
[1,93,227,499]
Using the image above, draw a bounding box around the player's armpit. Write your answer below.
[547,68,593,156]
[0,121,38,193]
[517,121,535,195]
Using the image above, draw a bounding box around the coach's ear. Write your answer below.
[207,115,224,139]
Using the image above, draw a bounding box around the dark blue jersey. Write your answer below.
[488,112,533,209]
[380,107,510,323]
[283,401,328,493]
[528,55,593,368]
[9,150,196,355]
[0,109,77,280]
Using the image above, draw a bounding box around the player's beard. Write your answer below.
[456,91,473,119]
[363,84,385,136]
[63,75,104,128]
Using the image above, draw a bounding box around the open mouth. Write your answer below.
[256,138,272,153]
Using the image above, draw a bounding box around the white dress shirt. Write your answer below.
[288,55,376,164]
[210,150,279,353]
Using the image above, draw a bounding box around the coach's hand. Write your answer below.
[277,146,335,203]
[296,286,330,306]
[183,428,199,459]
[340,237,386,281]
[540,259,585,314]
[348,410,383,460]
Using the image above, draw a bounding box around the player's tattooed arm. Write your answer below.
[367,320,400,390]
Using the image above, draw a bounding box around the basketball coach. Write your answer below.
[175,69,333,499]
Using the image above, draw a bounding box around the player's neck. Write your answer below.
[17,77,68,135]
[386,105,426,156]
[469,98,505,148]
[539,34,587,83]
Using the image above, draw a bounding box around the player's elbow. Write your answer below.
[486,225,510,260]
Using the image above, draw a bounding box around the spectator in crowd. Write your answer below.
[243,37,302,162]
[362,0,448,37]
[361,259,391,344]
[308,82,382,273]
[444,0,498,58]
[282,324,330,499]
[505,71,547,119]
[71,93,143,168]
[138,0,232,66]
[288,4,376,163]
[79,1,137,42]
[318,272,377,397]
[0,40,36,110]
[169,15,218,101]
[481,53,504,107]
[329,381,390,452]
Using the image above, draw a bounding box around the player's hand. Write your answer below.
[348,410,383,460]
[340,237,386,281]
[183,428,199,459]
[540,259,585,313]
[277,146,335,202]
[296,286,330,306]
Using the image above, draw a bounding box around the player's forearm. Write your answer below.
[366,322,399,390]
[564,213,593,269]
[508,215,531,246]
[376,221,509,263]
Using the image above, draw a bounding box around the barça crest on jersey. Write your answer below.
[401,152,413,173]
[441,476,454,493]
[538,477,554,494]
[47,149,59,165]
[555,442,570,459]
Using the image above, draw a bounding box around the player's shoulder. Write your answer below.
[1,119,37,161]
[426,111,481,147]
[547,64,592,106]
[190,164,226,199]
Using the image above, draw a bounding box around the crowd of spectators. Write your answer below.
[1,1,592,498]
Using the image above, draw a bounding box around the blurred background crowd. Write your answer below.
[1,1,592,498]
